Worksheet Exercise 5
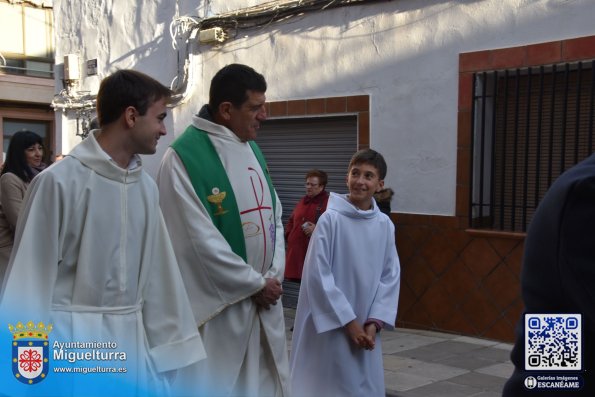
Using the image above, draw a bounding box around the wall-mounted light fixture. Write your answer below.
[74,108,95,140]
[51,54,97,140]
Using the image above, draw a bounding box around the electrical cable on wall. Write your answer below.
[175,0,388,39]
[46,1,387,137]
[168,0,388,105]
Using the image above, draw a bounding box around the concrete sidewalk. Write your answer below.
[284,308,514,397]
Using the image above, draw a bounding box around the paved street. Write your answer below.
[284,308,514,397]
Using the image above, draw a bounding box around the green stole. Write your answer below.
[171,125,276,263]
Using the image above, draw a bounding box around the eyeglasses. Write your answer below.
[305,183,320,187]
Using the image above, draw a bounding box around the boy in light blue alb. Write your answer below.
[289,148,401,397]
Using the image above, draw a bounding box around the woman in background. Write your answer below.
[0,130,45,283]
[284,169,330,282]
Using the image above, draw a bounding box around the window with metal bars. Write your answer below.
[470,60,595,232]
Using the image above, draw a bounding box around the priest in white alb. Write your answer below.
[157,64,289,396]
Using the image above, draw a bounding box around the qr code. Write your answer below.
[525,314,581,370]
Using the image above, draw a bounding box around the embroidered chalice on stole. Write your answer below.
[207,187,228,216]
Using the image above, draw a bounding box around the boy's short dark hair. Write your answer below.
[348,149,387,180]
[96,69,172,126]
[209,64,267,111]
[305,169,328,186]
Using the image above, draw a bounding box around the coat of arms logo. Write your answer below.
[9,321,53,385]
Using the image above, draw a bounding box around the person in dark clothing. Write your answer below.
[503,153,595,396]
[373,187,394,216]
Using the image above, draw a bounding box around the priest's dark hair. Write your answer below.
[209,64,267,111]
[348,148,388,180]
[1,130,44,182]
[96,69,172,127]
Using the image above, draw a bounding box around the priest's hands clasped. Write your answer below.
[252,278,283,310]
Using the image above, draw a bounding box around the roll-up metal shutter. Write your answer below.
[256,115,358,225]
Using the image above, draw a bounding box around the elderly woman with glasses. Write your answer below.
[284,169,330,282]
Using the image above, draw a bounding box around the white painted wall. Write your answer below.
[52,0,595,215]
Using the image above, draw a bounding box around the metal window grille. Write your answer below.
[470,60,595,232]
